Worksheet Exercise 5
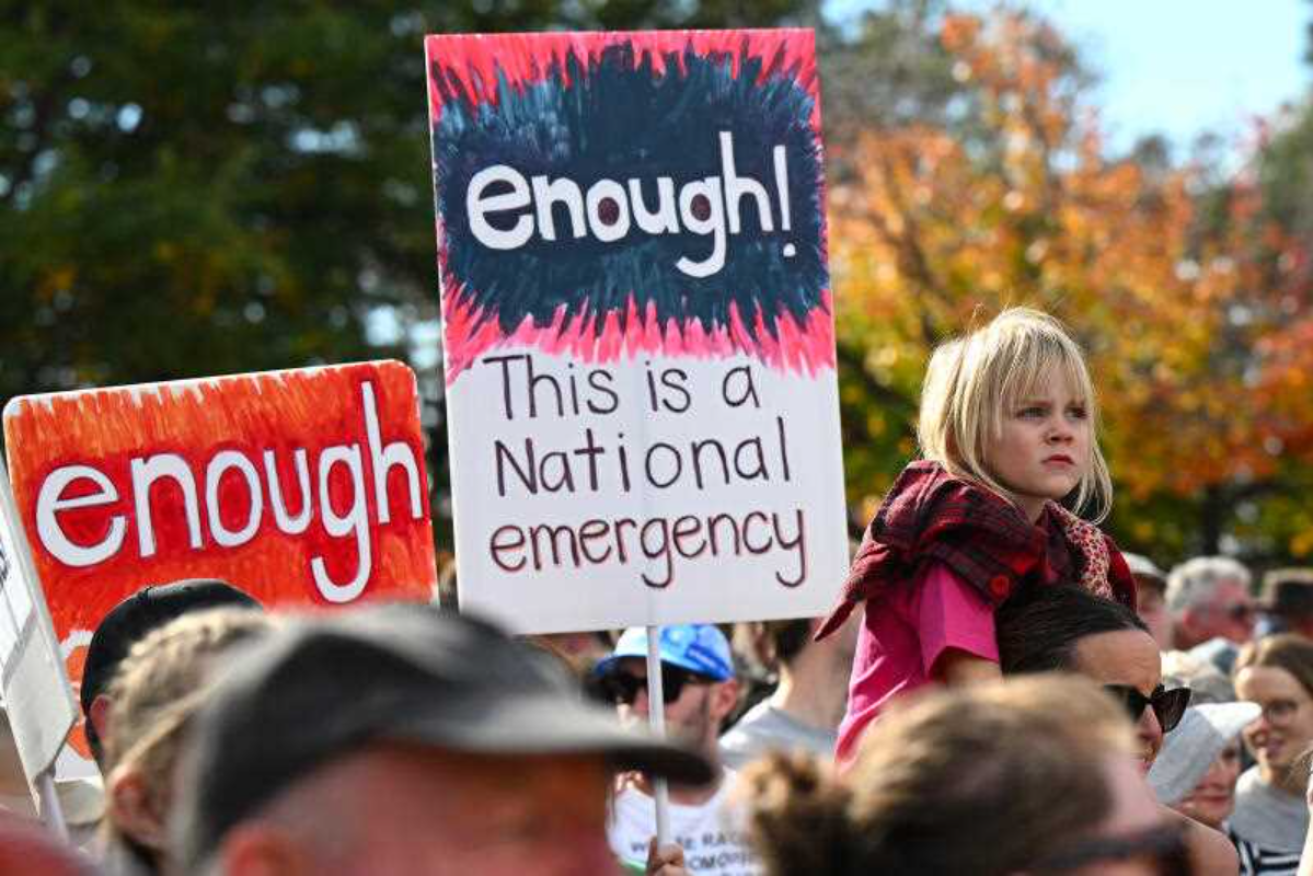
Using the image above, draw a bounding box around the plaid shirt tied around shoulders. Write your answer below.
[816,461,1135,640]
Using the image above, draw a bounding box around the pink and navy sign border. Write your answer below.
[425,30,833,381]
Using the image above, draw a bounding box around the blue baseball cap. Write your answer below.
[595,625,734,681]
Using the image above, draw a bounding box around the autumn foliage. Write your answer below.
[830,10,1313,560]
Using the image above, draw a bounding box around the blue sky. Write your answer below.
[829,1,1311,157]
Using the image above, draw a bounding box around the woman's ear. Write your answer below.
[109,767,167,850]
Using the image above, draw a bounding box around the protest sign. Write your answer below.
[425,29,848,633]
[3,360,437,761]
[0,457,77,787]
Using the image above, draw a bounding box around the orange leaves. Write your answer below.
[832,7,1313,554]
[939,14,981,55]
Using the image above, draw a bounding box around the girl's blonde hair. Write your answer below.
[917,308,1113,522]
[102,607,274,860]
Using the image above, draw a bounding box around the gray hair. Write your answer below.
[1165,556,1251,614]
[1160,649,1235,704]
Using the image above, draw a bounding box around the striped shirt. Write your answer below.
[1231,830,1301,876]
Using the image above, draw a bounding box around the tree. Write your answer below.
[0,1,810,545]
[828,8,1313,563]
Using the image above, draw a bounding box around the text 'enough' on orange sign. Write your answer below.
[2,361,437,641]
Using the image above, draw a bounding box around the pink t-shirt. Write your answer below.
[835,562,998,765]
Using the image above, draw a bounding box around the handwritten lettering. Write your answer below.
[467,132,793,278]
[489,507,806,590]
[32,381,424,603]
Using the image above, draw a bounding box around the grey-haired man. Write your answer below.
[172,605,710,876]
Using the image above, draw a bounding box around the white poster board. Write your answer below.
[0,457,76,785]
[426,29,849,633]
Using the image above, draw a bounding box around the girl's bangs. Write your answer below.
[998,338,1092,412]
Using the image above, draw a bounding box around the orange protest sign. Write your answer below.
[3,361,436,761]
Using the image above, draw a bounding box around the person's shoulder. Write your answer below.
[719,698,766,740]
[1233,765,1263,798]
[718,702,775,755]
[1165,807,1239,876]
[704,767,739,807]
[1230,765,1271,817]
[1187,819,1240,876]
[879,460,995,521]
[724,698,775,733]
[613,774,654,808]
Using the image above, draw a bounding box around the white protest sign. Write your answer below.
[0,457,77,784]
[426,29,849,632]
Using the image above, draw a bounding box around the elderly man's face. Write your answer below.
[1191,580,1255,645]
[222,745,616,876]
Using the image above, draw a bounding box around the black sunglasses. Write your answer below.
[1033,822,1192,876]
[598,666,715,706]
[1225,602,1256,621]
[1104,684,1191,733]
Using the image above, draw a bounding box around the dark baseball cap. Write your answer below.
[81,579,261,716]
[176,604,713,867]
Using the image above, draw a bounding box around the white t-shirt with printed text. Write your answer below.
[608,771,763,876]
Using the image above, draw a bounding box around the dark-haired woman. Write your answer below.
[996,584,1239,875]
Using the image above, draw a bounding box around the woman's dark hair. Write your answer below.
[763,619,813,666]
[997,585,1148,675]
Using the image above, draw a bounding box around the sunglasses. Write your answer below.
[1222,602,1256,622]
[1033,822,1192,876]
[598,666,715,706]
[1104,684,1191,733]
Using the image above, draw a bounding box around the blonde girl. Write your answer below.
[815,308,1135,764]
[101,608,273,875]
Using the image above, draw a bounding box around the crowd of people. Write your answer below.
[3,309,1313,875]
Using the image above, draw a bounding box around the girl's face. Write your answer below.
[1173,739,1242,829]
[986,365,1091,522]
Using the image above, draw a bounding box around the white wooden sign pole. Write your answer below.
[645,625,671,847]
[35,769,68,839]
[0,457,77,839]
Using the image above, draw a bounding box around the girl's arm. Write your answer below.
[935,649,1002,685]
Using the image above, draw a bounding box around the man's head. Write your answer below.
[1165,556,1255,648]
[1124,553,1171,649]
[594,625,738,758]
[82,579,260,765]
[1258,568,1313,638]
[173,605,711,876]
